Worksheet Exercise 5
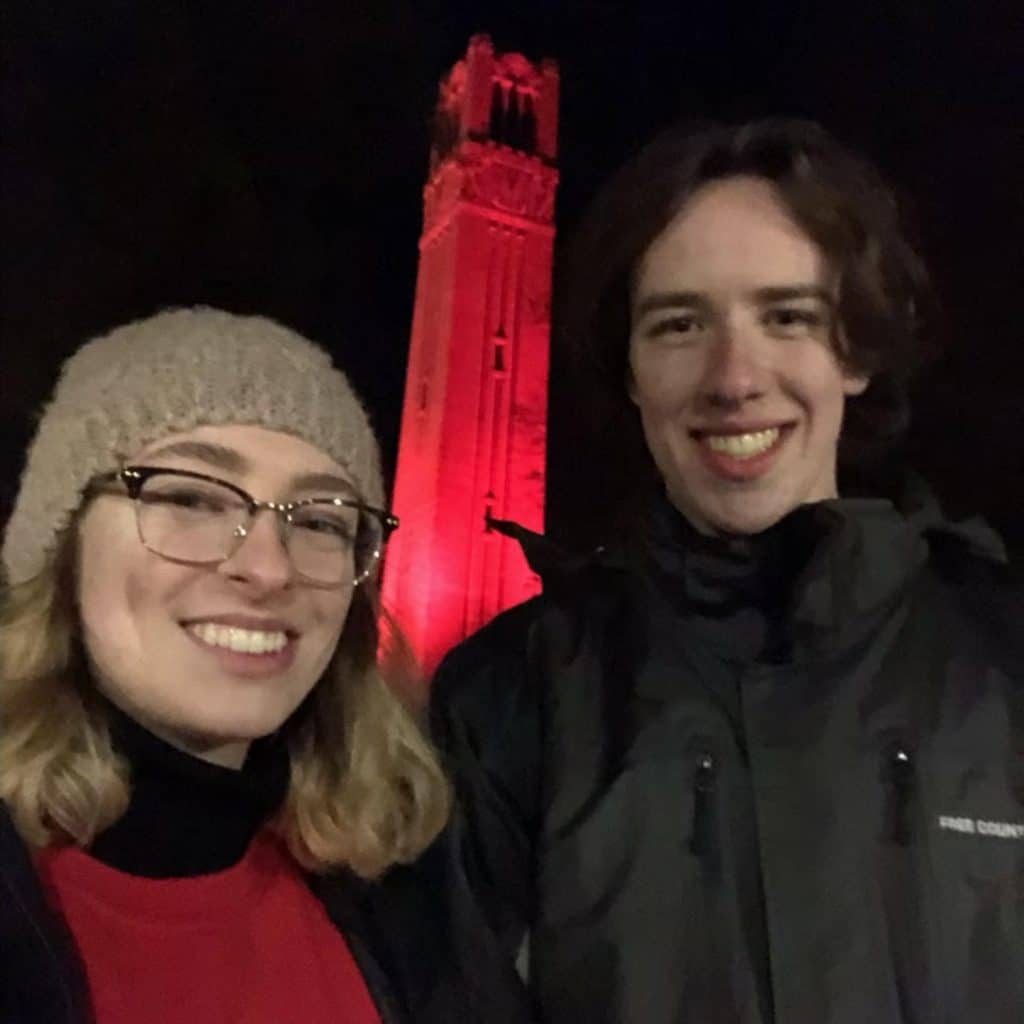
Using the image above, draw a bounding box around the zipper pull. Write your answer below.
[884,743,915,846]
[690,751,716,858]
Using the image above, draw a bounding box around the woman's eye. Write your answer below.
[311,519,346,536]
[152,488,226,512]
[295,514,355,540]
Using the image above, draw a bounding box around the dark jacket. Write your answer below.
[432,491,1023,1023]
[0,806,534,1024]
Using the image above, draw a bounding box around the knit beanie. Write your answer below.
[3,307,385,585]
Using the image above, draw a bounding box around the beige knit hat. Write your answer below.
[3,307,385,584]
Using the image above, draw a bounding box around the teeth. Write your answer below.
[705,428,780,459]
[189,622,289,655]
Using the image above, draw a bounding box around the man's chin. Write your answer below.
[684,496,796,538]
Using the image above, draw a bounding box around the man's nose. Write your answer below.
[219,509,293,592]
[697,325,766,409]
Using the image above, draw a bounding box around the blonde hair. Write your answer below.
[0,529,450,879]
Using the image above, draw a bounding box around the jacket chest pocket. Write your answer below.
[923,750,1024,886]
[914,748,1024,1015]
[540,754,696,919]
[539,715,736,930]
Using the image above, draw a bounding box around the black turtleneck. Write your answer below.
[88,705,290,878]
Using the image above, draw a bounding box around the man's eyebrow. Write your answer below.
[142,439,247,472]
[633,285,835,320]
[632,291,708,319]
[754,285,835,306]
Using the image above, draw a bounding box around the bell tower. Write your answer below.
[382,34,559,675]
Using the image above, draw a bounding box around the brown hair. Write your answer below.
[560,117,938,530]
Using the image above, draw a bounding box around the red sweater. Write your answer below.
[36,832,383,1024]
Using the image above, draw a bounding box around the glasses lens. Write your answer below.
[136,474,247,563]
[288,502,384,585]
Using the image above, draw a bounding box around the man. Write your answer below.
[432,119,1022,1023]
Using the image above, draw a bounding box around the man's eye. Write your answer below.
[648,315,703,339]
[764,307,825,331]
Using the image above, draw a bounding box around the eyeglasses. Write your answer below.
[91,466,398,587]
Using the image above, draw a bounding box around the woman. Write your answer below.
[0,308,532,1023]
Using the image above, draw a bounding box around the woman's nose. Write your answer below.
[218,509,294,591]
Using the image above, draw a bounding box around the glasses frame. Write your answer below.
[91,466,399,588]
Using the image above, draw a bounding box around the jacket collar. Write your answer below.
[497,477,1006,664]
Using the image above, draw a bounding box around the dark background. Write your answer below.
[3,1,1021,555]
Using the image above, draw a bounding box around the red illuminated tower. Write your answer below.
[382,34,559,675]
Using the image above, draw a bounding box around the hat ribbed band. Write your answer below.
[3,307,384,584]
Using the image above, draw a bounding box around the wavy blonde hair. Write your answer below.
[0,526,450,878]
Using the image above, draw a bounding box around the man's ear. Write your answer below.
[626,364,639,405]
[843,371,870,397]
[834,322,870,397]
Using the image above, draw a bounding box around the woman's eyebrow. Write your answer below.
[140,443,354,497]
[141,439,247,472]
[289,472,357,496]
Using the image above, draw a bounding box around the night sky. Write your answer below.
[3,1,1021,555]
